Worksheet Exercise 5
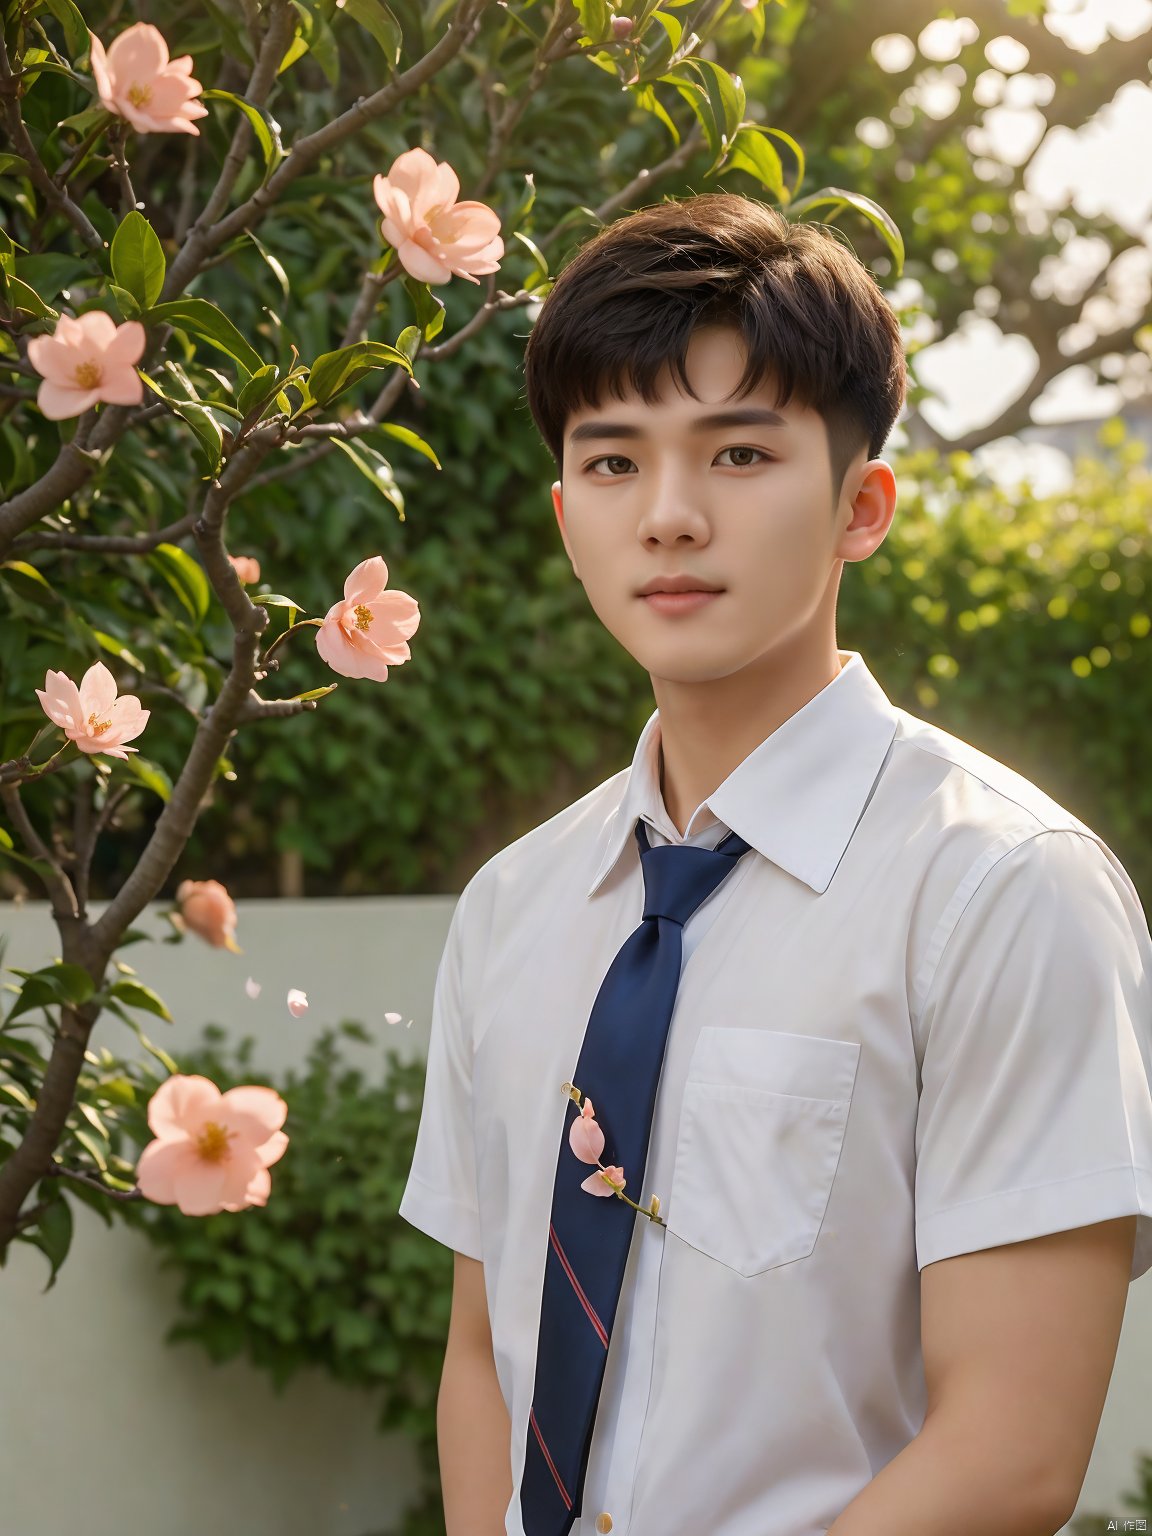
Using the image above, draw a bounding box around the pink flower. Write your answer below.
[175,878,242,954]
[245,977,262,999]
[35,660,149,759]
[228,555,261,585]
[569,1097,606,1164]
[569,1097,629,1197]
[88,22,209,136]
[135,1073,289,1216]
[372,147,504,286]
[315,555,421,682]
[286,988,308,1017]
[583,1164,626,1197]
[26,311,145,419]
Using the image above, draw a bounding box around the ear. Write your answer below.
[838,460,896,563]
[552,480,580,579]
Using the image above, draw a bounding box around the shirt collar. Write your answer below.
[586,650,901,898]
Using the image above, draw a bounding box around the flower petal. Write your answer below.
[219,1084,288,1139]
[146,1072,221,1140]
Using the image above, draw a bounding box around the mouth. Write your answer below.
[639,589,724,614]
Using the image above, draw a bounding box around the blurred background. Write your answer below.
[2,0,1151,1532]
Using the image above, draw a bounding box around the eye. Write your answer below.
[716,446,769,468]
[584,446,771,476]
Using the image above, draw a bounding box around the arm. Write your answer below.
[438,1250,514,1536]
[826,1216,1138,1536]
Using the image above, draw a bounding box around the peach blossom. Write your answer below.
[35,660,149,759]
[372,146,504,286]
[135,1073,288,1216]
[175,878,242,954]
[583,1164,626,1197]
[228,555,261,585]
[286,988,308,1017]
[88,22,209,135]
[315,555,420,682]
[26,311,145,419]
[569,1097,605,1164]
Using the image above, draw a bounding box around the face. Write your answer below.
[551,324,897,692]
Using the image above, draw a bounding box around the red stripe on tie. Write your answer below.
[549,1222,609,1349]
[530,1406,573,1510]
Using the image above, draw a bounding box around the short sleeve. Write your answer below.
[397,876,483,1260]
[914,829,1152,1283]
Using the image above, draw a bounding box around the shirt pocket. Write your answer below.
[665,1027,860,1277]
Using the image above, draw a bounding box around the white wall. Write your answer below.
[1,896,1150,1535]
[0,894,456,1536]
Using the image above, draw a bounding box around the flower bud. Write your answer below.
[611,15,633,39]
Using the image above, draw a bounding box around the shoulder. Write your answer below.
[454,764,630,919]
[891,706,1093,839]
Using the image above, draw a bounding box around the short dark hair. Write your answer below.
[522,192,907,501]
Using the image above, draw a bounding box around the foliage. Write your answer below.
[2,0,905,1263]
[843,422,1152,908]
[115,1019,453,1536]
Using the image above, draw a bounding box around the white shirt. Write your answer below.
[398,648,1152,1536]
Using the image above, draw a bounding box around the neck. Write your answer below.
[654,635,846,839]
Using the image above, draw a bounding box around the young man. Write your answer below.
[399,193,1152,1536]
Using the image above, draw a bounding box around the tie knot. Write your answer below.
[634,818,753,926]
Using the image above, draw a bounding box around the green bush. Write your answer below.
[118,1020,452,1536]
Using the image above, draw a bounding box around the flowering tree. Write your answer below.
[0,0,902,1274]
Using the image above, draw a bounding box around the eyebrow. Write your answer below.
[567,407,788,445]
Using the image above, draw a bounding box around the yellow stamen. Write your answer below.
[127,81,152,108]
[86,711,112,736]
[352,602,373,631]
[74,360,102,389]
[195,1121,235,1164]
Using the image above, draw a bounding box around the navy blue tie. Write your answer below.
[520,816,754,1533]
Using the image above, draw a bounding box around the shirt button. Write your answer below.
[595,1516,613,1533]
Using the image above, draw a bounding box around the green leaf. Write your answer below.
[401,278,446,343]
[92,629,146,672]
[243,228,290,303]
[717,125,784,200]
[0,274,58,320]
[0,559,54,598]
[72,1126,109,1172]
[110,211,166,310]
[368,420,441,470]
[108,979,173,1023]
[0,1081,36,1111]
[303,341,413,410]
[108,283,142,321]
[512,230,550,289]
[199,89,285,185]
[24,1193,73,1290]
[148,542,211,628]
[339,0,403,65]
[331,438,405,518]
[690,58,745,174]
[40,0,90,57]
[118,754,172,804]
[250,592,306,630]
[144,299,264,378]
[0,154,31,178]
[139,372,225,475]
[787,187,905,277]
[5,963,95,1024]
[288,684,338,702]
[236,361,301,422]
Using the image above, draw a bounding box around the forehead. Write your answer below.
[564,323,820,441]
